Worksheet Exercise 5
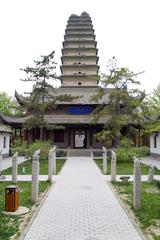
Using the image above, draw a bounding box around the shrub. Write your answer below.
[116,146,149,162]
[56,149,67,157]
[93,151,103,157]
[119,137,134,148]
[11,138,28,156]
[28,140,52,160]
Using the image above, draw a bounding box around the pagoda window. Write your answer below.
[78,72,81,74]
[78,82,82,85]
[78,62,81,64]
[54,130,64,142]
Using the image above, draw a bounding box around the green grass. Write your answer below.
[95,158,160,175]
[2,158,66,175]
[113,181,160,239]
[0,159,66,239]
[0,181,51,240]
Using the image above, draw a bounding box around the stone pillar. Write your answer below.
[12,152,18,183]
[0,151,2,174]
[52,146,56,175]
[111,151,116,182]
[102,147,107,174]
[48,149,53,182]
[133,157,141,209]
[147,165,154,183]
[31,150,40,203]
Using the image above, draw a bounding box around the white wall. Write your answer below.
[0,132,10,156]
[150,133,160,155]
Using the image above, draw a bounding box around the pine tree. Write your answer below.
[91,57,146,147]
[20,51,72,140]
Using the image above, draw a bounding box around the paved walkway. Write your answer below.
[23,157,144,240]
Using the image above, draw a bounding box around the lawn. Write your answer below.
[2,158,66,175]
[0,158,66,239]
[95,158,160,175]
[112,181,160,240]
[0,181,51,240]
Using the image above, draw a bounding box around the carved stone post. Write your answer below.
[12,152,18,183]
[133,157,141,209]
[102,147,107,174]
[52,146,56,175]
[90,147,93,159]
[31,150,40,203]
[111,151,116,182]
[48,149,53,182]
[147,165,154,183]
[0,151,2,174]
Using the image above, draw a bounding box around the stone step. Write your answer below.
[69,149,91,157]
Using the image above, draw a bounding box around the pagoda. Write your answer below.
[0,12,108,149]
[61,11,99,87]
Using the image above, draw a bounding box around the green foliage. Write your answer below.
[56,149,67,157]
[119,137,134,148]
[19,51,73,140]
[0,181,50,240]
[144,120,160,134]
[91,57,146,146]
[113,182,160,239]
[28,140,52,160]
[0,92,18,115]
[116,146,149,162]
[147,83,160,116]
[143,84,160,134]
[11,138,28,156]
[24,115,65,130]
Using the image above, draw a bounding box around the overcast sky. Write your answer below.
[0,0,160,97]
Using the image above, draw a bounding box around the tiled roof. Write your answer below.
[0,125,13,133]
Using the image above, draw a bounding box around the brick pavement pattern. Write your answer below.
[23,157,143,240]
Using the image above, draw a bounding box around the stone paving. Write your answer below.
[23,157,144,240]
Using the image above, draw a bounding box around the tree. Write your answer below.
[146,83,160,117]
[0,92,18,115]
[143,84,160,134]
[20,51,73,140]
[91,57,146,147]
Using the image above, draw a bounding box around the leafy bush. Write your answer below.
[93,151,103,157]
[56,149,67,157]
[28,140,52,160]
[11,138,28,156]
[119,137,134,148]
[116,146,149,162]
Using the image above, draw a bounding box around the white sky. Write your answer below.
[0,0,160,97]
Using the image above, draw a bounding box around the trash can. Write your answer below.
[5,185,19,212]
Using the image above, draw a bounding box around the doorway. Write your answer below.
[74,130,86,148]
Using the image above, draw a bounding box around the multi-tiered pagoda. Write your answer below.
[60,12,99,87]
[0,12,108,149]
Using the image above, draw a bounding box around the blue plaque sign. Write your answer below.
[67,106,92,115]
